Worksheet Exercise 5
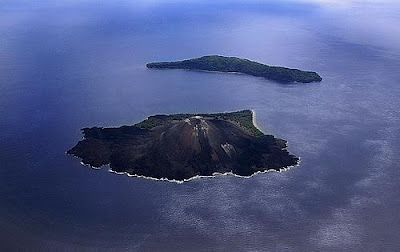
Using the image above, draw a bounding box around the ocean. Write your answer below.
[1,0,400,251]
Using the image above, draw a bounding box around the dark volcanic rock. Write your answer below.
[67,110,298,181]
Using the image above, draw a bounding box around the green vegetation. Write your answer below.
[146,55,322,83]
[134,110,263,137]
[68,110,298,180]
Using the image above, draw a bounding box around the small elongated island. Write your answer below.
[146,55,322,83]
[67,110,299,181]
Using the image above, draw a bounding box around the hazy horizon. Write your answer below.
[1,0,399,251]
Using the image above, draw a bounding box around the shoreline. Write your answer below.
[67,109,301,183]
[68,152,301,184]
[107,157,301,184]
[251,109,264,134]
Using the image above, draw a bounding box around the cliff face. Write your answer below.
[68,112,298,181]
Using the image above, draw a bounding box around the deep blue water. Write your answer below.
[1,1,400,251]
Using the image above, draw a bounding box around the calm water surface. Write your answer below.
[1,1,400,251]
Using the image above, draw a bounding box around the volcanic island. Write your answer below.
[147,55,322,83]
[67,110,299,181]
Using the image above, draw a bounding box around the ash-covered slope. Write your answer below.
[67,110,298,181]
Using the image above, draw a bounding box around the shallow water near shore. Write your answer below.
[1,0,400,251]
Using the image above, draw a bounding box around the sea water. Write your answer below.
[1,1,400,251]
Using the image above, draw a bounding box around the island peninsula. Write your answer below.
[146,55,322,83]
[68,110,299,181]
